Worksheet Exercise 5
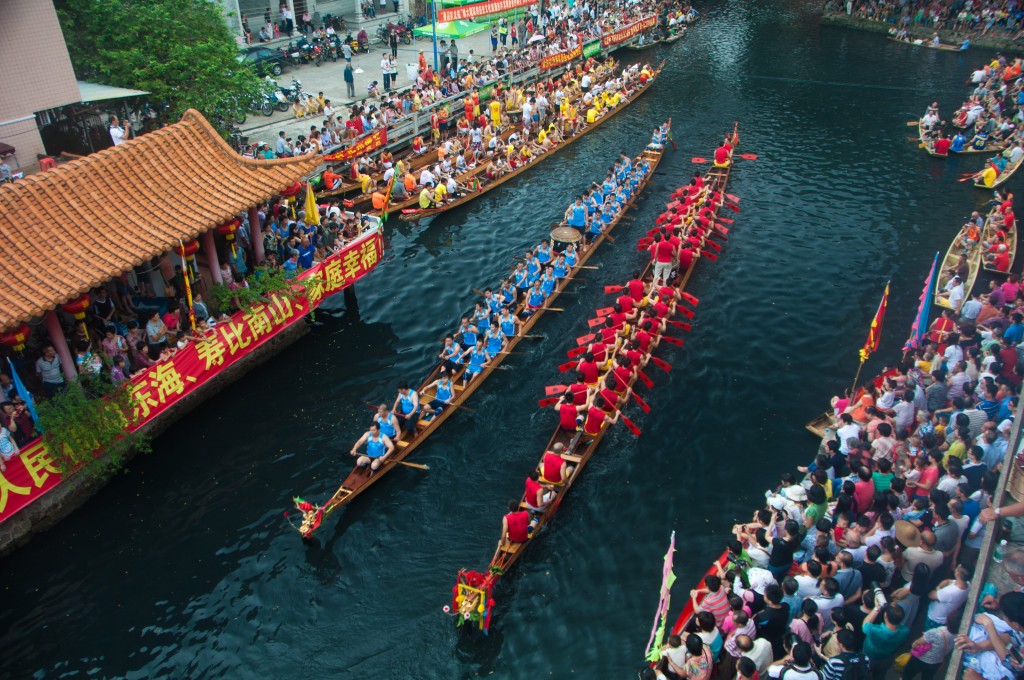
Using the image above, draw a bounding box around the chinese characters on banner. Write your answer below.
[582,39,602,59]
[323,128,388,163]
[539,44,582,71]
[601,16,657,47]
[0,229,385,523]
[437,0,534,23]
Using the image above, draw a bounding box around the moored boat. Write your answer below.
[397,62,666,223]
[981,214,1017,274]
[887,35,964,51]
[934,223,982,310]
[974,154,1024,190]
[290,124,672,539]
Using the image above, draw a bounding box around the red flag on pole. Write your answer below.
[859,281,890,364]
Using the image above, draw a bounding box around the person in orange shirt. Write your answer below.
[371,181,387,210]
[403,171,417,193]
[321,167,343,191]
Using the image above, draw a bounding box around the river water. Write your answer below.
[0,2,998,678]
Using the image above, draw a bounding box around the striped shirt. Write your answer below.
[700,588,731,628]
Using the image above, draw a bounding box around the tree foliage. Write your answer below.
[36,378,151,480]
[55,0,267,126]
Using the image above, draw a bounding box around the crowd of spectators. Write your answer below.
[650,285,1024,679]
[825,0,1024,42]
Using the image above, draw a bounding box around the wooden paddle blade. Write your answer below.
[576,333,596,347]
[566,346,587,358]
[595,306,615,316]
[662,335,684,346]
[558,360,577,373]
[621,415,641,436]
[604,285,624,294]
[538,397,560,407]
[632,391,652,413]
[726,193,740,203]
[587,317,606,328]
[676,306,695,319]
[691,157,707,164]
[637,369,654,388]
[650,356,672,372]
[545,384,568,396]
[718,217,734,224]
[666,320,692,332]
[907,121,920,126]
[680,292,699,306]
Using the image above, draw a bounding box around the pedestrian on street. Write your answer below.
[449,40,459,72]
[344,63,355,98]
[381,53,392,91]
[389,29,398,58]
[343,40,353,63]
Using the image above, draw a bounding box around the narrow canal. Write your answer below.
[0,2,997,677]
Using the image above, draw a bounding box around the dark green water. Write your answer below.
[0,3,1002,678]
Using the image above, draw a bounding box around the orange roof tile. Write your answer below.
[0,109,320,331]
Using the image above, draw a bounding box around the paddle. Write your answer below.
[907,120,920,126]
[538,396,561,408]
[558,360,578,373]
[606,405,641,436]
[650,356,672,372]
[604,284,624,294]
[702,250,719,261]
[576,333,597,346]
[666,319,692,331]
[595,306,615,316]
[521,334,545,340]
[636,368,654,389]
[631,390,652,413]
[725,193,740,204]
[691,157,708,164]
[680,292,699,305]
[738,154,757,161]
[726,202,740,213]
[587,316,608,328]
[567,345,588,359]
[396,460,431,470]
[471,288,488,297]
[715,224,730,236]
[660,335,684,346]
[718,217,734,224]
[674,306,695,319]
[545,384,568,396]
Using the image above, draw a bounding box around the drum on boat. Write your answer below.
[551,226,583,251]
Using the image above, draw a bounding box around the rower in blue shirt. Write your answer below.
[374,404,400,440]
[457,318,478,347]
[460,340,491,385]
[485,322,506,356]
[473,302,490,326]
[391,382,420,435]
[564,244,579,267]
[973,130,990,150]
[552,254,569,279]
[426,374,455,413]
[536,240,552,264]
[438,335,463,372]
[500,281,517,306]
[525,280,547,315]
[512,264,530,291]
[565,197,589,231]
[484,289,503,317]
[499,307,519,337]
[350,422,395,472]
[540,268,557,296]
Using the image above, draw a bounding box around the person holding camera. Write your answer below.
[862,588,910,678]
[766,641,822,680]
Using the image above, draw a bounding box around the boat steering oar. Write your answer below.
[394,460,431,470]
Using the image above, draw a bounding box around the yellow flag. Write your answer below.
[304,181,321,226]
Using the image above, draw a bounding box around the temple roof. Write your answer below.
[0,109,320,330]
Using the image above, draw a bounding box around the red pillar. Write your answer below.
[249,206,265,265]
[44,310,77,382]
[202,230,223,285]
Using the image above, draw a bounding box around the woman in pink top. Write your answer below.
[789,599,824,645]
[908,453,940,498]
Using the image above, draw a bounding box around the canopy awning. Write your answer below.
[76,81,150,103]
[412,20,490,39]
[0,109,320,331]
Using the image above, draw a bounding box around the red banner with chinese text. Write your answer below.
[323,128,388,163]
[437,0,534,23]
[539,44,582,71]
[0,229,385,523]
[601,15,657,48]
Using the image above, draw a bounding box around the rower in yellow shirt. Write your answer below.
[586,106,598,124]
[490,99,502,127]
[434,181,448,204]
[537,128,547,144]
[419,185,434,209]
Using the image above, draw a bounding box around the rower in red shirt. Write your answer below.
[599,319,620,345]
[524,470,554,511]
[617,293,635,315]
[598,375,625,414]
[582,403,617,437]
[693,171,704,190]
[990,244,1011,272]
[570,373,591,405]
[612,356,634,392]
[633,322,656,354]
[713,144,730,168]
[678,246,697,272]
[652,294,674,320]
[620,339,648,370]
[577,352,600,385]
[554,390,587,431]
[932,134,952,156]
[540,443,573,484]
[501,500,537,546]
[626,273,647,304]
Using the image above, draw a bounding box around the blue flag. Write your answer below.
[7,358,39,427]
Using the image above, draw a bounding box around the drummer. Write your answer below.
[565,195,589,234]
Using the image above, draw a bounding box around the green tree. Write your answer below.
[55,0,267,127]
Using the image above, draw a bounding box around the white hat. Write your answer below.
[784,485,808,502]
[767,495,786,510]
[999,418,1014,433]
